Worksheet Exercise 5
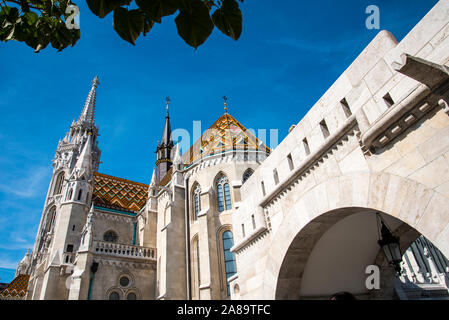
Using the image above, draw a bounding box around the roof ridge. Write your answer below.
[94,172,148,187]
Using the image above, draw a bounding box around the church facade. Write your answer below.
[3,0,449,300]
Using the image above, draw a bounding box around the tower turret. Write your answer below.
[155,97,174,184]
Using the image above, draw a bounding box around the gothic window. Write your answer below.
[222,231,237,297]
[103,230,118,243]
[77,189,82,201]
[242,169,254,184]
[126,292,137,300]
[67,188,73,201]
[191,236,201,299]
[108,291,120,300]
[46,207,57,233]
[216,175,232,212]
[193,184,201,220]
[54,172,65,195]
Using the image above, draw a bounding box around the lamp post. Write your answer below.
[376,213,402,273]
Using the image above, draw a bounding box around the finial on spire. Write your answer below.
[223,96,228,113]
[92,75,99,87]
[165,96,170,114]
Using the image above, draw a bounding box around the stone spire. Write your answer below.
[78,76,99,124]
[73,133,93,177]
[150,168,156,187]
[173,142,182,169]
[155,97,174,184]
[161,97,172,145]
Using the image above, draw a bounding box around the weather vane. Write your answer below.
[223,96,228,113]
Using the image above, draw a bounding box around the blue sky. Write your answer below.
[0,0,438,283]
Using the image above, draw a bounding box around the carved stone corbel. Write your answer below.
[438,98,449,116]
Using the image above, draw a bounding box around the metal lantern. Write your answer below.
[376,214,402,273]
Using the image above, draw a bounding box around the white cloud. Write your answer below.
[0,166,50,199]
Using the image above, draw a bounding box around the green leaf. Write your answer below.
[135,0,178,23]
[23,12,39,26]
[113,7,145,45]
[175,0,214,49]
[86,0,131,18]
[212,0,242,40]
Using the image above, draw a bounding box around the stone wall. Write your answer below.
[231,0,449,300]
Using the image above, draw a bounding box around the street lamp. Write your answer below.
[376,213,402,273]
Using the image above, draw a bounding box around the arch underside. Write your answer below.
[258,172,449,300]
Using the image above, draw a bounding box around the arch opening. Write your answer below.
[274,207,449,300]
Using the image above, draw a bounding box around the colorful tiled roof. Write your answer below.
[182,112,270,165]
[93,172,148,212]
[0,274,29,299]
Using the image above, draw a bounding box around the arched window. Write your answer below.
[216,175,232,212]
[242,169,254,184]
[54,172,64,195]
[67,188,73,201]
[193,184,201,220]
[191,236,201,299]
[103,230,118,243]
[77,189,82,201]
[126,292,137,300]
[46,207,57,233]
[108,291,120,300]
[222,230,237,296]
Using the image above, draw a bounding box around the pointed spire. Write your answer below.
[161,97,172,145]
[173,142,182,167]
[150,168,156,187]
[74,133,93,175]
[78,76,99,124]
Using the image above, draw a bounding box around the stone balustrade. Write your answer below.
[92,240,156,261]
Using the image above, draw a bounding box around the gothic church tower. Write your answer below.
[155,98,174,184]
[27,77,101,299]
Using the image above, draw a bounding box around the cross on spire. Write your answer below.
[165,96,170,114]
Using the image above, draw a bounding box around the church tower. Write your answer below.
[27,77,101,300]
[155,98,174,184]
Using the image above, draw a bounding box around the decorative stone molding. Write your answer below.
[231,226,268,254]
[259,115,357,208]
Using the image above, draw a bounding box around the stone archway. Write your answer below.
[275,208,420,299]
[260,172,449,300]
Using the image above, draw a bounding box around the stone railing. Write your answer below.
[92,240,156,261]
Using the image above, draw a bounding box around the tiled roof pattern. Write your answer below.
[182,113,270,165]
[92,172,148,212]
[0,274,29,299]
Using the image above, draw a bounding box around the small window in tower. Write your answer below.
[77,189,82,201]
[383,93,395,108]
[320,119,330,139]
[287,154,294,171]
[241,224,245,238]
[341,98,352,117]
[72,225,75,231]
[273,169,279,185]
[303,138,310,156]
[251,214,256,230]
[66,244,74,252]
[261,181,266,197]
